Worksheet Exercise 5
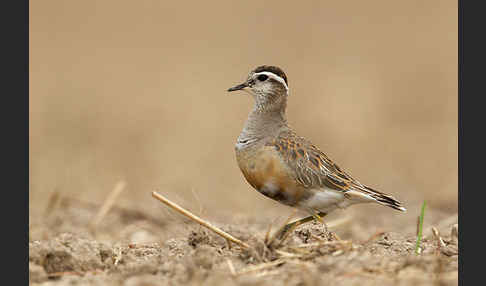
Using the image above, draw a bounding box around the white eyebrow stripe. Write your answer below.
[254,71,288,91]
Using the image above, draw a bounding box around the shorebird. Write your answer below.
[228,65,405,238]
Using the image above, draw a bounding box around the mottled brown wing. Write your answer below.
[265,130,406,211]
[266,130,362,192]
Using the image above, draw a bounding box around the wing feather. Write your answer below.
[265,130,406,211]
[266,130,356,192]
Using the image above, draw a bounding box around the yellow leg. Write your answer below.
[312,212,324,223]
[277,211,327,240]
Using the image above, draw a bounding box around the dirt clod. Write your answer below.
[29,233,112,276]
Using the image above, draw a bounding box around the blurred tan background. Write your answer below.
[30,1,457,227]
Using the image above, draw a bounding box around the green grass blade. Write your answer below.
[415,201,427,254]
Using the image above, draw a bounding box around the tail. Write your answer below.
[365,186,406,212]
[347,185,406,212]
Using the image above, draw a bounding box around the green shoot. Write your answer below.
[415,201,426,254]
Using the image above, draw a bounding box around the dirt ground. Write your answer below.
[29,194,458,286]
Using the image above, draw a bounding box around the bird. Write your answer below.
[227,65,406,239]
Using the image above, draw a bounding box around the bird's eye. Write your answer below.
[257,74,268,81]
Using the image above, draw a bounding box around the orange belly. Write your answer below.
[236,145,309,206]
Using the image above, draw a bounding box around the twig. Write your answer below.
[432,226,458,256]
[44,188,61,216]
[226,259,237,276]
[264,222,273,245]
[451,224,458,244]
[90,181,126,229]
[431,227,446,248]
[293,240,352,248]
[264,216,280,245]
[151,191,250,249]
[275,249,304,258]
[362,231,386,244]
[235,259,287,275]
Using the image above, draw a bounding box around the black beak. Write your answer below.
[227,82,248,92]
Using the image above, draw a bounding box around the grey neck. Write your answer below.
[238,103,289,144]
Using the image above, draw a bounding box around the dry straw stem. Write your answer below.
[275,249,305,258]
[451,224,458,244]
[431,227,447,248]
[151,191,250,249]
[234,258,288,276]
[226,259,237,276]
[294,240,352,249]
[362,231,386,244]
[90,181,126,229]
[44,188,61,216]
[431,226,458,256]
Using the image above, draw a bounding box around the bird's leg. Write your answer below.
[276,211,327,240]
[312,212,324,223]
[311,211,329,233]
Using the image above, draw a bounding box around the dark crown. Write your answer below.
[253,65,288,86]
